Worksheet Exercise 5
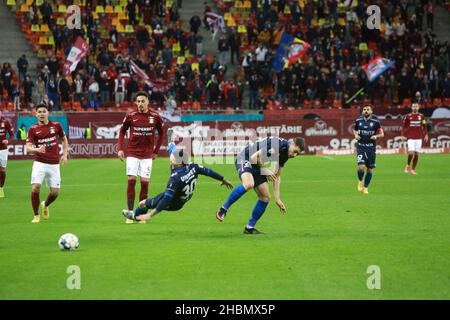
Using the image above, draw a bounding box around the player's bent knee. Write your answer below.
[259,194,271,202]
[31,184,41,193]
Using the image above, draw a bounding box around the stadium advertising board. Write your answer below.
[8,115,450,160]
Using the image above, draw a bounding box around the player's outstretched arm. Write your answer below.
[196,164,233,189]
[273,166,286,214]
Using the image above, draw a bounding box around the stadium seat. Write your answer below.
[6,0,16,6]
[38,36,48,45]
[433,98,442,108]
[444,98,450,107]
[105,5,114,13]
[95,5,105,13]
[19,4,29,12]
[57,17,66,26]
[125,25,134,33]
[402,98,412,108]
[36,0,43,5]
[114,5,123,13]
[40,24,50,32]
[58,5,67,13]
[116,24,125,33]
[31,24,40,32]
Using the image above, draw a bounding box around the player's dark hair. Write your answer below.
[293,137,306,152]
[135,91,149,100]
[35,103,49,111]
[362,104,373,109]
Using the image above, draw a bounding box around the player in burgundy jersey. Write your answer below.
[0,110,14,198]
[118,91,164,224]
[401,103,428,175]
[26,104,68,223]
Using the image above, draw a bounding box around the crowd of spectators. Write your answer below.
[1,0,449,112]
[218,0,450,109]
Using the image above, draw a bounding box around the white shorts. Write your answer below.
[126,157,153,179]
[407,139,422,153]
[0,149,8,168]
[31,161,61,188]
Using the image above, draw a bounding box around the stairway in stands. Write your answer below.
[0,1,40,80]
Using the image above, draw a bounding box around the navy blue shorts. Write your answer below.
[144,193,184,211]
[235,160,268,187]
[356,148,376,169]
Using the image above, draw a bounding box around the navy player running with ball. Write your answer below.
[353,105,384,194]
[122,148,233,221]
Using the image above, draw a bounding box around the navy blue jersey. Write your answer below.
[237,136,290,168]
[156,163,224,211]
[354,115,382,150]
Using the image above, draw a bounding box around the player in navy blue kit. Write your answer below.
[216,136,305,234]
[122,148,233,221]
[353,105,384,194]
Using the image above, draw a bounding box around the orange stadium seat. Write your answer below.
[444,98,450,107]
[333,99,342,109]
[402,98,412,108]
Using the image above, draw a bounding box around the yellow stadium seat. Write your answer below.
[92,12,99,20]
[125,25,134,33]
[111,18,120,26]
[36,0,43,5]
[56,17,65,26]
[177,56,185,65]
[237,24,247,33]
[235,1,243,8]
[95,5,104,13]
[38,36,48,45]
[31,24,40,32]
[26,0,33,5]
[19,4,29,12]
[227,19,236,27]
[6,0,16,6]
[172,42,180,54]
[114,5,123,13]
[105,5,114,13]
[243,1,251,9]
[224,12,232,20]
[48,36,55,46]
[116,24,125,33]
[120,0,127,6]
[40,24,50,32]
[58,5,67,13]
[118,11,127,20]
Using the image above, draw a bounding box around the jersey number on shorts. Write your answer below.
[181,179,197,200]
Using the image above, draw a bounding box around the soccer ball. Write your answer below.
[58,233,79,251]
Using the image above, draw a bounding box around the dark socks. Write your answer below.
[139,181,149,201]
[357,170,364,181]
[31,191,40,215]
[407,154,413,165]
[127,179,137,210]
[45,193,58,207]
[364,172,373,188]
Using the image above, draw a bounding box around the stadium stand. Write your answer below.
[0,0,449,113]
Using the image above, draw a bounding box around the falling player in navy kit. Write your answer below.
[216,136,306,234]
[122,148,233,221]
[353,104,384,194]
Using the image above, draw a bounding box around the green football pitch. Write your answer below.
[0,154,449,299]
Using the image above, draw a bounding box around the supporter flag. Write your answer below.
[129,59,172,93]
[285,38,311,68]
[206,12,226,41]
[272,33,310,72]
[63,36,89,75]
[362,56,395,82]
